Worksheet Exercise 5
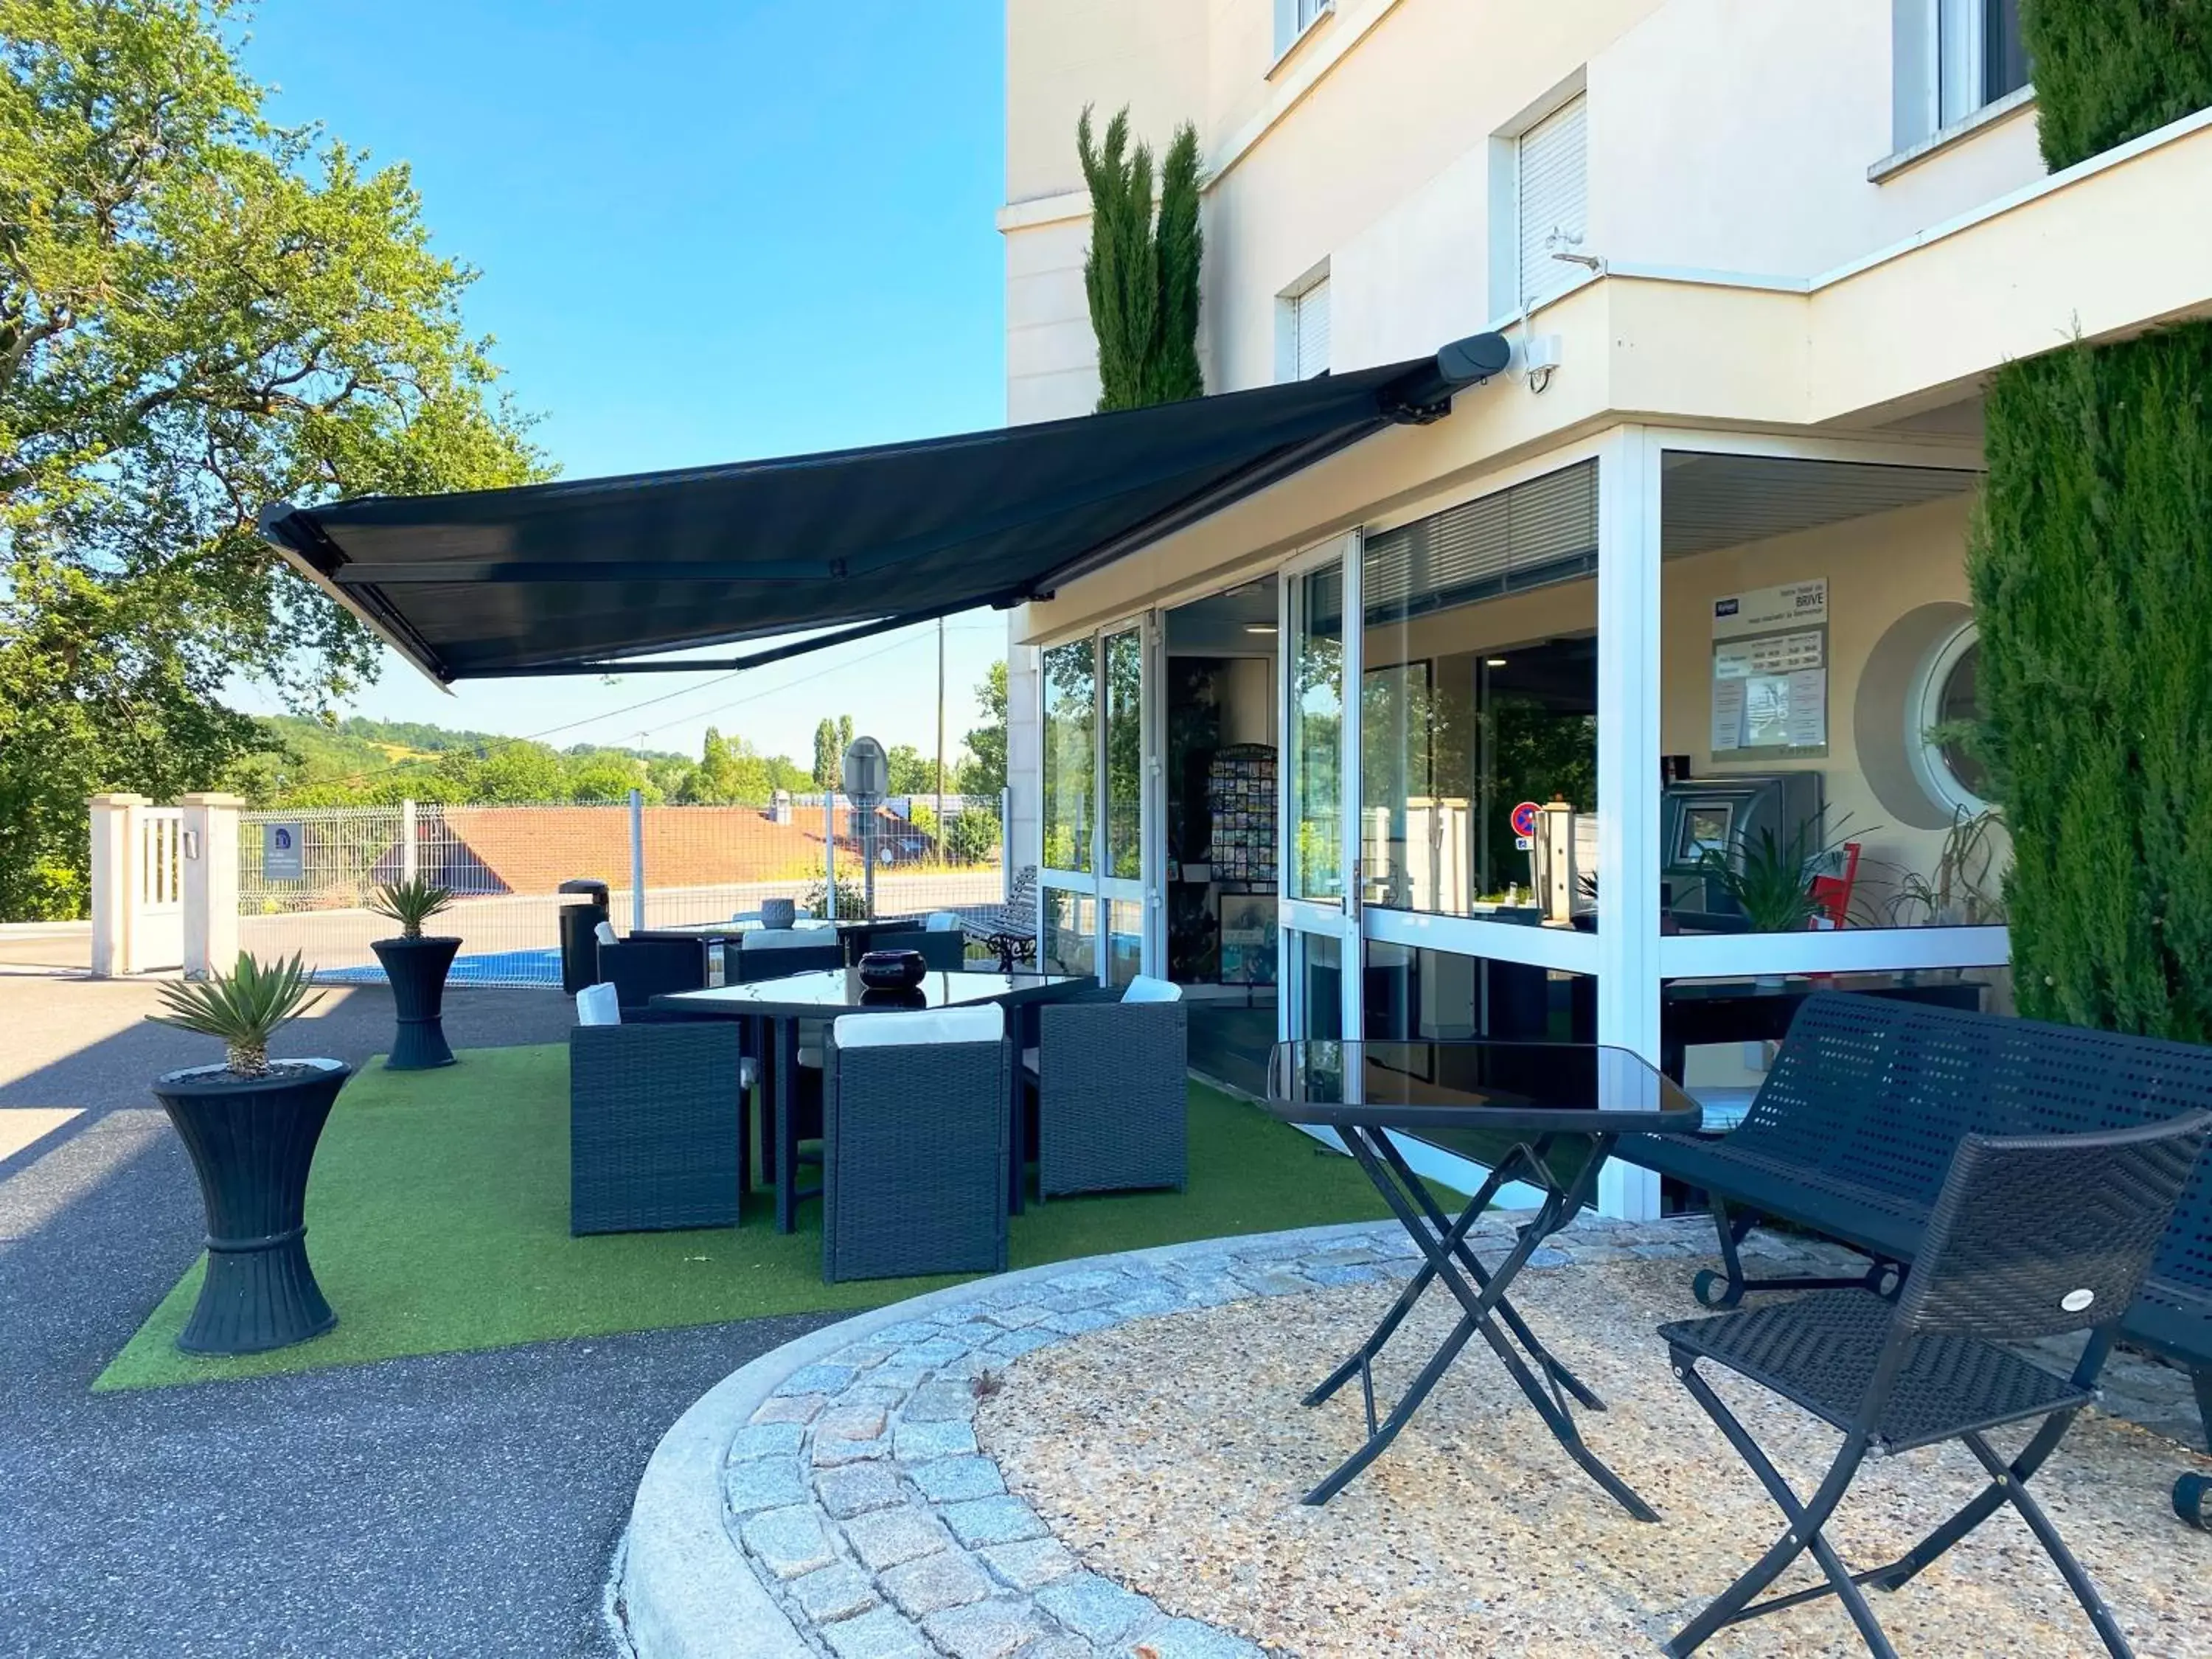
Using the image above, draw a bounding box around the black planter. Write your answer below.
[370,935,461,1070]
[153,1059,351,1355]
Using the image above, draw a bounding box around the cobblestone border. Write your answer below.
[616,1212,1863,1659]
[616,1212,2206,1659]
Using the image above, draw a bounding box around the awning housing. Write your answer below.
[260,335,1510,682]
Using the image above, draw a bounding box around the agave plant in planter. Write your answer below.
[149,953,347,1354]
[367,876,459,1070]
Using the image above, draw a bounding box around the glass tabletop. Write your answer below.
[1267,1039,1699,1136]
[654,969,1085,1017]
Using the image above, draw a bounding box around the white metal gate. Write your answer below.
[136,807,184,970]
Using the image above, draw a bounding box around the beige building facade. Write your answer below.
[998,0,2212,1214]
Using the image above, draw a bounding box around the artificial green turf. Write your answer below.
[98,1043,1409,1391]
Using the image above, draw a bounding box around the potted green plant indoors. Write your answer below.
[367,876,459,1070]
[149,952,345,1354]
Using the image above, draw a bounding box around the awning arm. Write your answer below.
[458,588,1028,679]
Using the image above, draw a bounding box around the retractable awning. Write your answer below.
[259,333,1510,683]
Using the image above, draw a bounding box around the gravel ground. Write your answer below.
[981,1259,2212,1659]
[0,973,845,1659]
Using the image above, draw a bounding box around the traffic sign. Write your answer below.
[1509,800,1541,840]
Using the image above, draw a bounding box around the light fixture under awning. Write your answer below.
[259,333,1511,684]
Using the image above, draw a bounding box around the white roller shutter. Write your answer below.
[1517,94,1587,308]
[1291,276,1332,380]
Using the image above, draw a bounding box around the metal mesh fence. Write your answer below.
[238,793,1008,987]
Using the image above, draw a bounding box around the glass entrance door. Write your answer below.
[1279,537,1363,1042]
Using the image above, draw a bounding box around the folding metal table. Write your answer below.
[1265,1037,1700,1514]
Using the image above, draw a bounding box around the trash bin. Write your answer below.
[557,879,612,995]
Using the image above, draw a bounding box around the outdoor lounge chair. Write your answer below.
[568,986,752,1235]
[734,930,843,983]
[821,1005,1009,1282]
[1030,975,1188,1198]
[1660,1110,2212,1658]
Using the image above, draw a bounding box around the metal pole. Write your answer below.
[400,798,419,885]
[628,787,646,931]
[935,616,946,865]
[824,790,838,920]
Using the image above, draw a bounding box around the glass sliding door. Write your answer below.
[1038,619,1160,986]
[1279,536,1363,1042]
[1099,623,1147,987]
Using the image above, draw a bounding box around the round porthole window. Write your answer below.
[1910,622,1989,818]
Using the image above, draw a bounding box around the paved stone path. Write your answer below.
[719,1214,1881,1659]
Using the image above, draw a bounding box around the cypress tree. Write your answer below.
[1970,1,2212,1040]
[1077,105,1204,411]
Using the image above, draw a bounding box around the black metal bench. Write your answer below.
[1617,991,2212,1528]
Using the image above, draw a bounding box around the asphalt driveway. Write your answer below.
[0,973,841,1658]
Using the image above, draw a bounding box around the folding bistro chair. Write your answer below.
[1660,1111,2212,1658]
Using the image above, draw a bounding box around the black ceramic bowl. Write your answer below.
[858,948,928,990]
[858,984,929,1009]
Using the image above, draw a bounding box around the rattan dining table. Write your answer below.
[1265,1037,1700,1514]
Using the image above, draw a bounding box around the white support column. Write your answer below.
[86,793,147,978]
[1594,425,1665,1220]
[400,798,420,884]
[179,793,243,980]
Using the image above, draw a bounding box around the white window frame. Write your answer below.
[1893,0,2031,154]
[1273,0,1335,63]
[1276,264,1332,383]
[1908,619,1990,818]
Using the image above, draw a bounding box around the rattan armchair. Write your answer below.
[1030,978,1188,1198]
[821,1006,1010,1282]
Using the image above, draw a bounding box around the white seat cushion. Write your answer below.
[924,911,961,932]
[1121,975,1183,1004]
[737,1055,759,1091]
[797,1046,823,1069]
[744,929,831,951]
[832,1005,1004,1049]
[593,921,619,947]
[575,983,621,1026]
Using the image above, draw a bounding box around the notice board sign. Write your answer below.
[1710,580,1828,759]
[264,822,305,883]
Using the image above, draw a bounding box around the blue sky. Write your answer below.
[227,1,1011,767]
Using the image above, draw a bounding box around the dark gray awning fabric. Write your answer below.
[259,335,1509,682]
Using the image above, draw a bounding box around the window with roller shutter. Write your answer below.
[1287,275,1332,381]
[1516,94,1587,309]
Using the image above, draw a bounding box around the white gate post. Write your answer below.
[180,792,243,980]
[400,798,420,884]
[87,792,147,978]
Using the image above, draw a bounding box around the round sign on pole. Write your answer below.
[1509,800,1542,841]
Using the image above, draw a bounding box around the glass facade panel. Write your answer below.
[1290,930,1343,1041]
[1041,640,1095,874]
[1360,463,1599,925]
[1042,888,1097,979]
[1363,943,1594,1045]
[1106,899,1144,989]
[1289,564,1345,901]
[1657,451,2008,931]
[1102,628,1144,880]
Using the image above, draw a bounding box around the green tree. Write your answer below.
[436,742,567,804]
[0,0,543,918]
[812,719,840,790]
[962,659,1009,797]
[2024,0,2212,171]
[1966,1,2212,1040]
[1076,105,1203,412]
